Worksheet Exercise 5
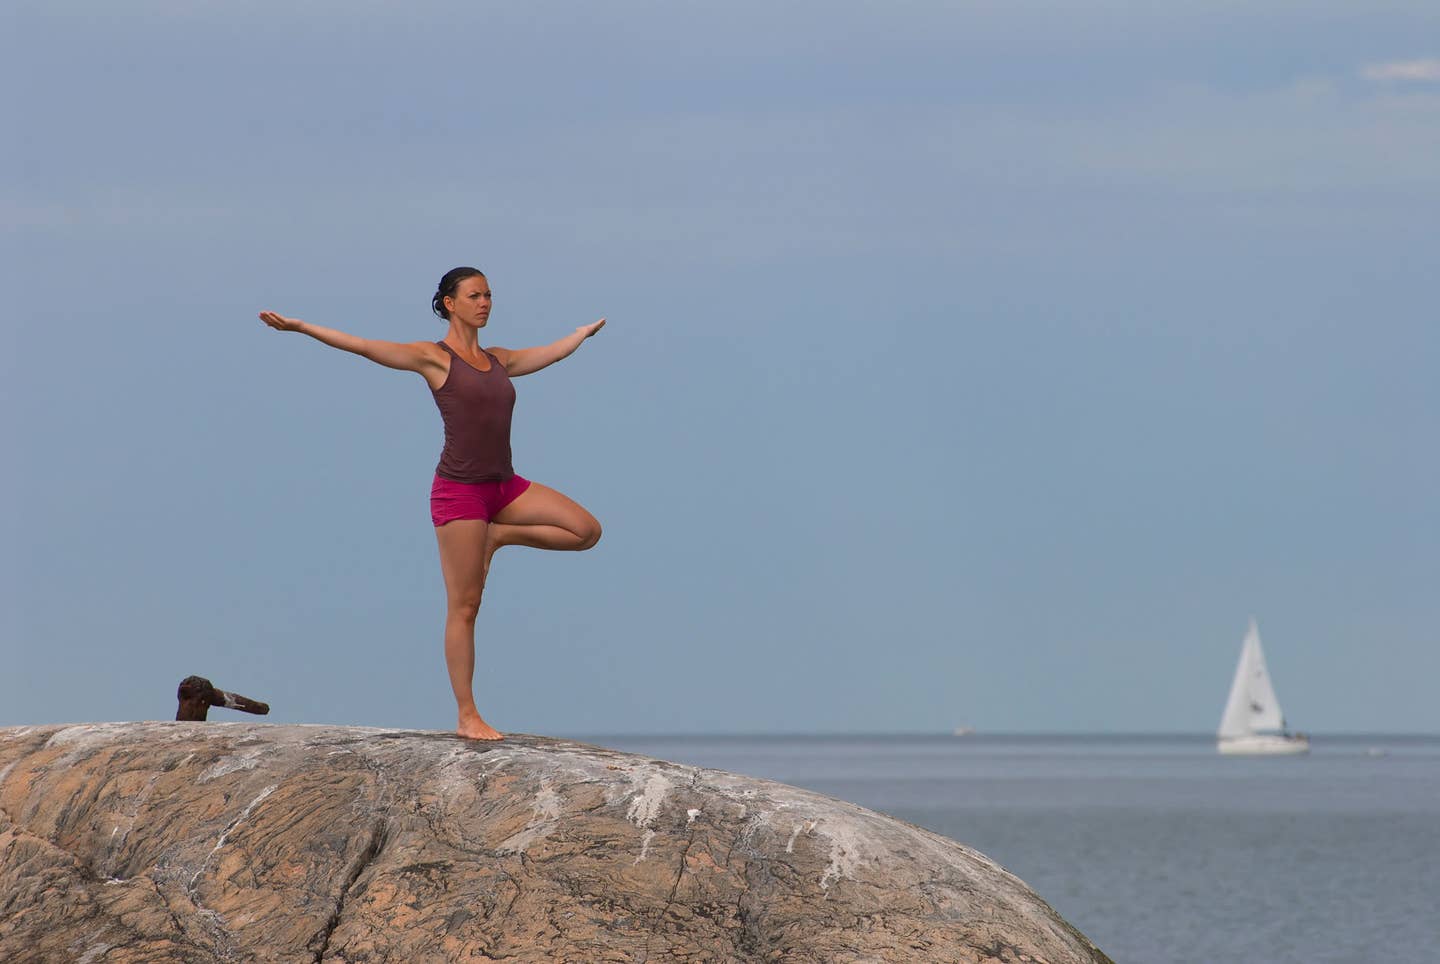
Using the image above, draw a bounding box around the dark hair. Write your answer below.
[432,266,486,320]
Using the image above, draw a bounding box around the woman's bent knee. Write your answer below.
[579,519,602,551]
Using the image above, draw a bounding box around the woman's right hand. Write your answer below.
[256,310,445,381]
[259,311,304,332]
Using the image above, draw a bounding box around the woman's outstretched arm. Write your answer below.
[490,319,605,377]
[258,311,444,377]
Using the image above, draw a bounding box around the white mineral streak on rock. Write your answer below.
[44,723,132,767]
[624,770,672,862]
[785,820,816,854]
[497,782,564,854]
[817,818,867,890]
[704,773,880,890]
[103,772,160,877]
[75,941,113,964]
[625,771,671,830]
[189,784,277,887]
[0,760,16,787]
[198,748,266,783]
[634,830,656,864]
[434,746,516,806]
[477,751,518,776]
[733,810,770,856]
[45,723,127,747]
[48,722,206,759]
[432,745,480,782]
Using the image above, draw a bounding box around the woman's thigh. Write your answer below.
[492,481,598,536]
[434,519,489,604]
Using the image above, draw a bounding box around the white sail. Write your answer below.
[1217,618,1287,738]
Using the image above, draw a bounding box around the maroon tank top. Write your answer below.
[430,342,517,483]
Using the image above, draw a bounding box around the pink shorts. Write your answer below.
[430,473,532,527]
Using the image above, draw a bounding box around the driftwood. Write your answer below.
[175,676,270,721]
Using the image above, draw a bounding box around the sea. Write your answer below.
[596,733,1440,964]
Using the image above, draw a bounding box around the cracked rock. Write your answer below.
[0,723,1111,963]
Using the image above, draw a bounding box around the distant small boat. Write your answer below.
[951,726,975,737]
[1217,618,1309,755]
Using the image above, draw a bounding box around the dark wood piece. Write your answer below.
[176,676,270,721]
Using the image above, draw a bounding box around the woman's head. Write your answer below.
[432,267,490,323]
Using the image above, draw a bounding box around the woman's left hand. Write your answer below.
[577,318,606,339]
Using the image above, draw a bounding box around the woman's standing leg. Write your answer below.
[434,518,504,740]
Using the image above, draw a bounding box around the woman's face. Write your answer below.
[446,275,492,328]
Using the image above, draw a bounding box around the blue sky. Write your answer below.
[4,1,1437,734]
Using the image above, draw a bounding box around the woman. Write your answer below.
[259,266,604,740]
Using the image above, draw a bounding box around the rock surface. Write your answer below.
[0,723,1111,963]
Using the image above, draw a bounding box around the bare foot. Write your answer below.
[457,711,504,741]
[482,525,519,585]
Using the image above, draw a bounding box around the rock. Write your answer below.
[0,723,1112,963]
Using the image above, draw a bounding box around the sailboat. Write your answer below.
[1217,618,1310,755]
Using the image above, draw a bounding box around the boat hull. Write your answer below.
[1217,734,1310,756]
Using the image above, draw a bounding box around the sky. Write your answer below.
[3,1,1437,736]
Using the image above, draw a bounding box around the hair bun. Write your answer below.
[432,266,485,320]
